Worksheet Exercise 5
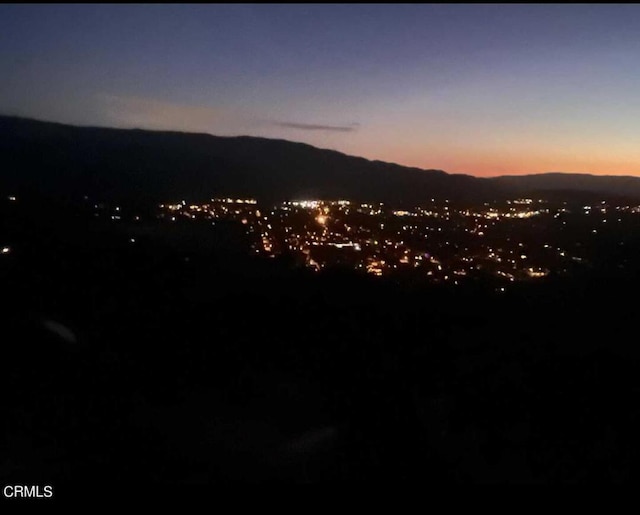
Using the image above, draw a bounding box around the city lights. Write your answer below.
[154,196,640,284]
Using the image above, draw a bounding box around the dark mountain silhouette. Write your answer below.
[2,115,640,205]
[0,115,499,205]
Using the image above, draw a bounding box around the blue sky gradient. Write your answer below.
[2,4,640,176]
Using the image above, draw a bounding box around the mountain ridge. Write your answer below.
[2,114,640,204]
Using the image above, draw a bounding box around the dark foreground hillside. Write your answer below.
[2,196,640,487]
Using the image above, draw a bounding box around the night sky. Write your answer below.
[2,4,640,176]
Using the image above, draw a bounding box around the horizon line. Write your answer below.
[1,112,639,181]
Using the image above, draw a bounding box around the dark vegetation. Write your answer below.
[2,195,640,484]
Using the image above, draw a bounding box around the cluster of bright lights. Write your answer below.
[291,200,320,209]
[508,210,543,219]
[220,198,257,204]
[366,259,385,276]
[527,267,549,278]
[154,195,610,282]
[496,270,515,281]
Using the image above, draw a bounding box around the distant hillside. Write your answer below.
[0,115,500,205]
[491,173,640,203]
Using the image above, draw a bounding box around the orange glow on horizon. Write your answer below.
[357,149,640,178]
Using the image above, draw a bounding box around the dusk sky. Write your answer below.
[2,4,640,177]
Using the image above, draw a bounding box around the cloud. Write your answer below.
[93,94,361,138]
[274,121,360,132]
